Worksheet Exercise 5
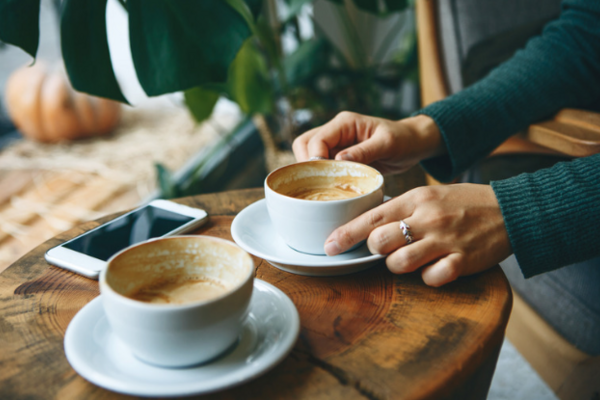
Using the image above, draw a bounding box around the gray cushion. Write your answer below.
[436,0,562,93]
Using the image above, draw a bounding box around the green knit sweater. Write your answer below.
[417,0,600,278]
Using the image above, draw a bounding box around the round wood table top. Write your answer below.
[0,188,512,400]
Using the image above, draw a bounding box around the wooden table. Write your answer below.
[0,188,512,400]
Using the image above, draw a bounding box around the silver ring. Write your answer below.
[309,156,327,161]
[399,220,414,244]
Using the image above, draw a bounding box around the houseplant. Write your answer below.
[0,0,417,197]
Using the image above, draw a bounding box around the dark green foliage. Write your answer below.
[61,0,129,103]
[284,38,331,87]
[184,87,220,123]
[228,39,274,115]
[0,0,40,58]
[127,0,252,97]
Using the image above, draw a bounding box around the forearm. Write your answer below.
[399,114,445,160]
[491,153,600,277]
[416,0,600,182]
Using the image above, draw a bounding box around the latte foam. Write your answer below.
[127,277,229,304]
[287,183,364,201]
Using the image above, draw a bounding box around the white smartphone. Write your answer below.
[45,199,208,279]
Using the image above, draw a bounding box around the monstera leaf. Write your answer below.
[0,0,40,58]
[1,0,411,108]
[1,0,255,103]
[61,0,128,103]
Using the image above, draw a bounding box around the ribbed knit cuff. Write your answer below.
[411,106,458,183]
[412,95,510,183]
[491,154,600,278]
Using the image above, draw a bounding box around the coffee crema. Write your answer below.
[287,183,364,201]
[267,161,383,203]
[127,276,229,304]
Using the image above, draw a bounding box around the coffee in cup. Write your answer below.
[99,235,254,367]
[278,179,366,201]
[127,276,229,304]
[265,160,384,255]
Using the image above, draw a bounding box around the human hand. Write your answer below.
[292,112,444,175]
[324,184,512,286]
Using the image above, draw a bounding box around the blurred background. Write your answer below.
[0,0,423,272]
[0,1,561,399]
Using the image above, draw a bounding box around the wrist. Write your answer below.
[399,114,445,160]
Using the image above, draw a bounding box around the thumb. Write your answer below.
[334,136,389,165]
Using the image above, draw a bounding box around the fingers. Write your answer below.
[292,113,354,161]
[324,198,414,256]
[367,220,414,255]
[294,112,389,162]
[420,253,464,287]
[305,114,359,160]
[292,128,317,161]
[333,132,392,165]
[385,239,447,275]
[365,214,461,285]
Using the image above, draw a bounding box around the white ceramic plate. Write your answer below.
[64,279,300,397]
[231,199,386,276]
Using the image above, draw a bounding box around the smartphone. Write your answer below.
[45,200,208,279]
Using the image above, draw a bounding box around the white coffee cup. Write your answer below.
[265,160,384,255]
[99,235,254,367]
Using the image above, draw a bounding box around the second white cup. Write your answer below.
[99,235,254,367]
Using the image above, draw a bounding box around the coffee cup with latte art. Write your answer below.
[99,235,254,367]
[265,160,384,255]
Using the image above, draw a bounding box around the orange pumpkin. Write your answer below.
[4,62,122,143]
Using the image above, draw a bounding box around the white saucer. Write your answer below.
[64,279,300,397]
[231,199,386,276]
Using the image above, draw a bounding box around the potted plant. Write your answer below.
[0,0,418,197]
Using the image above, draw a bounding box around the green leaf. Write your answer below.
[225,0,255,28]
[228,39,273,115]
[384,0,408,12]
[155,163,179,199]
[327,0,408,15]
[284,38,330,87]
[352,0,379,13]
[244,0,262,19]
[61,0,128,103]
[128,0,252,97]
[0,0,40,58]
[184,87,220,123]
[254,19,280,70]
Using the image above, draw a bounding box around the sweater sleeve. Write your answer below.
[416,0,600,182]
[491,154,600,277]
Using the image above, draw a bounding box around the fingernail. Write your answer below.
[324,241,341,256]
[340,153,354,161]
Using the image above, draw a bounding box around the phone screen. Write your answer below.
[63,205,194,261]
